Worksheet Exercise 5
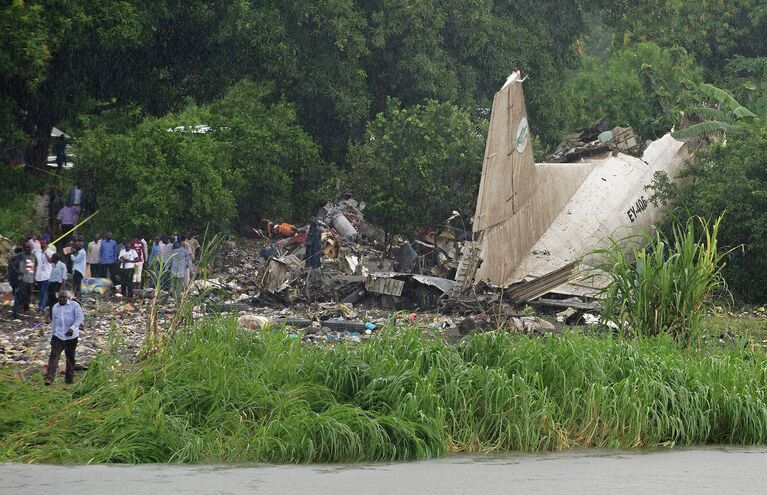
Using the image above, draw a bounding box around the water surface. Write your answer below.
[2,447,765,494]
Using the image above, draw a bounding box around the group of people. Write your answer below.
[7,230,201,320]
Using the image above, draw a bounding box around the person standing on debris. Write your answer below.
[159,235,174,290]
[129,234,146,291]
[118,239,138,299]
[12,244,36,319]
[99,232,118,284]
[183,232,200,262]
[47,253,67,317]
[66,183,82,207]
[26,232,40,253]
[34,240,55,313]
[86,233,100,277]
[45,290,83,385]
[304,217,322,269]
[71,241,86,298]
[169,241,193,299]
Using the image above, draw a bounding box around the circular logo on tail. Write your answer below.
[515,117,529,154]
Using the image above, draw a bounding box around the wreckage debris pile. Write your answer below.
[211,197,477,313]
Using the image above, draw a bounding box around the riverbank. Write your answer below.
[2,318,767,463]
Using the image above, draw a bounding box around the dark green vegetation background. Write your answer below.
[2,1,767,299]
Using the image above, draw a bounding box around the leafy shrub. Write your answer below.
[667,127,767,302]
[594,216,727,347]
[73,80,324,238]
[560,42,702,140]
[348,99,485,236]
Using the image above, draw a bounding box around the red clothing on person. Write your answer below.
[130,240,145,262]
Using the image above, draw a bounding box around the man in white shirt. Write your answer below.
[118,239,138,298]
[45,290,84,385]
[34,240,55,312]
[47,253,67,317]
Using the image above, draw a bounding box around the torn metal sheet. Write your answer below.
[412,275,456,295]
[365,273,406,296]
[262,255,302,293]
[506,262,578,303]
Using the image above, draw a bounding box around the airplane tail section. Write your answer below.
[473,71,536,232]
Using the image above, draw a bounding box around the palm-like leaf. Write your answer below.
[672,121,731,139]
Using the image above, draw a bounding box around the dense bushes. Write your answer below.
[3,320,767,463]
[666,128,767,302]
[73,80,324,237]
[560,42,702,140]
[348,100,485,236]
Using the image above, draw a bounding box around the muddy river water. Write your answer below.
[2,447,766,494]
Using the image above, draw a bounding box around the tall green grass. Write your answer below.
[2,320,767,463]
[594,216,728,347]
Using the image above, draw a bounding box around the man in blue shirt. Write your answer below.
[99,232,118,284]
[45,290,84,385]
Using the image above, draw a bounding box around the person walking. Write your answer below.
[86,234,101,277]
[118,240,138,299]
[71,241,86,298]
[44,290,84,385]
[99,232,118,284]
[12,244,36,319]
[47,253,67,317]
[34,240,55,313]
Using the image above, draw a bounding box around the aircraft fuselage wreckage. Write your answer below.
[469,71,689,299]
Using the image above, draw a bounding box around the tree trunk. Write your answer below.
[26,122,52,170]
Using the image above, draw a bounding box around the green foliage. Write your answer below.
[601,0,767,72]
[672,83,762,139]
[668,128,767,302]
[593,217,727,347]
[0,166,55,241]
[724,56,767,124]
[561,42,702,140]
[4,321,767,463]
[348,99,485,236]
[73,80,322,237]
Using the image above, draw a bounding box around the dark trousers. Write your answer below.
[13,281,32,316]
[46,336,78,384]
[102,262,117,284]
[89,263,101,278]
[47,282,62,314]
[73,271,83,298]
[120,268,134,297]
[37,279,49,310]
